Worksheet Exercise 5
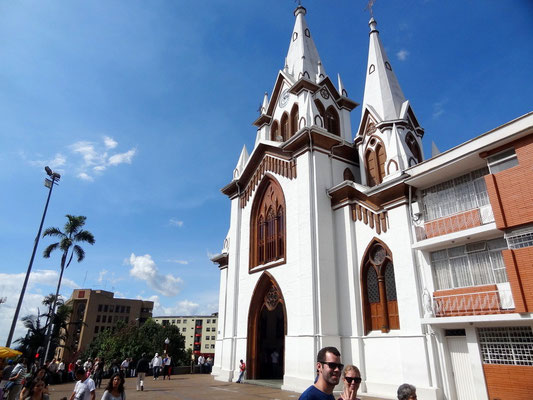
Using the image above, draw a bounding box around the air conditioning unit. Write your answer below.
[479,204,495,224]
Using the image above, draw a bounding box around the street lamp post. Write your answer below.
[164,337,170,354]
[5,167,60,347]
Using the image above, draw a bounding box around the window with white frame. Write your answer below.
[487,148,519,174]
[505,224,533,249]
[430,238,508,290]
[478,326,533,366]
[422,168,490,221]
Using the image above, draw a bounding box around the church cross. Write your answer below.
[365,0,376,18]
[294,0,302,6]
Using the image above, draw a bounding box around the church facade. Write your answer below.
[211,6,533,400]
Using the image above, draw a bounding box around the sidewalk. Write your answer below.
[47,374,384,400]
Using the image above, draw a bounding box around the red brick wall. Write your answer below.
[483,364,533,400]
[485,134,533,230]
[502,248,533,312]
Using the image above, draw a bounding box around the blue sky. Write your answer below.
[1,0,532,343]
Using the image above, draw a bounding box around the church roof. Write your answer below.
[361,18,406,122]
[285,6,324,81]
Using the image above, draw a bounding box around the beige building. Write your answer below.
[153,313,218,356]
[57,289,153,361]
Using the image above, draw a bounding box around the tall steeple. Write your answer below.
[356,17,424,187]
[361,18,405,121]
[285,5,324,81]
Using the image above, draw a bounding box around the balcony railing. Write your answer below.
[415,205,494,241]
[432,287,514,317]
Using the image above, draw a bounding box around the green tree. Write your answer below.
[15,312,46,361]
[42,215,95,361]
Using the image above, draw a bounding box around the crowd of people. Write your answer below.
[0,352,180,400]
[2,350,418,400]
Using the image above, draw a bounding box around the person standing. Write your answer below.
[236,360,246,384]
[101,374,125,400]
[120,359,129,376]
[68,362,76,382]
[397,383,417,400]
[135,354,149,391]
[151,354,162,380]
[93,359,104,389]
[298,347,342,400]
[7,357,27,400]
[197,355,205,373]
[69,368,95,400]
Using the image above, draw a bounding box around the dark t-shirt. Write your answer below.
[298,385,335,400]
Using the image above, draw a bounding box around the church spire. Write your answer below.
[361,17,405,121]
[285,5,324,81]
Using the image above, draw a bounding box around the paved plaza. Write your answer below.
[46,374,384,400]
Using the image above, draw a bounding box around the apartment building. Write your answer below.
[57,289,153,361]
[407,114,533,400]
[153,313,218,357]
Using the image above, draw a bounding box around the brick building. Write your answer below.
[57,289,153,361]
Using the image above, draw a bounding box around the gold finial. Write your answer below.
[365,0,376,18]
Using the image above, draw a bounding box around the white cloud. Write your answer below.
[108,149,136,166]
[78,172,94,181]
[0,270,79,343]
[25,152,67,174]
[127,253,183,296]
[396,49,409,61]
[169,218,184,227]
[69,137,137,181]
[138,295,204,317]
[432,98,448,119]
[165,259,188,265]
[97,269,108,283]
[104,136,118,149]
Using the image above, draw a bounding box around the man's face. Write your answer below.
[317,351,342,387]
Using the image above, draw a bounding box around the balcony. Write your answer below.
[415,205,494,241]
[432,285,514,317]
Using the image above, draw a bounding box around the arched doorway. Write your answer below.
[247,272,286,380]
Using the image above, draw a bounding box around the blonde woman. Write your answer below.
[338,365,361,400]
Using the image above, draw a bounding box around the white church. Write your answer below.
[211,5,533,400]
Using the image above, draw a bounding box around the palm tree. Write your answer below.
[15,312,47,360]
[42,214,95,361]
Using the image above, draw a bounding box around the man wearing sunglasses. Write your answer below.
[299,346,342,400]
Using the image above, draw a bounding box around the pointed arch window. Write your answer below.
[362,240,399,334]
[405,133,422,164]
[324,106,340,136]
[290,104,299,138]
[280,113,289,141]
[365,137,387,187]
[250,177,286,271]
[271,121,280,141]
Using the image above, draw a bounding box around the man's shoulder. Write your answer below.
[298,385,335,400]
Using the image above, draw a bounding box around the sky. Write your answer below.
[1,0,532,344]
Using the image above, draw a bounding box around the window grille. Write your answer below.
[478,326,533,366]
[384,263,397,300]
[422,168,489,221]
[367,267,380,303]
[430,238,508,290]
[505,225,533,249]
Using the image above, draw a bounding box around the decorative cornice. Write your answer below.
[211,253,228,270]
[240,155,296,208]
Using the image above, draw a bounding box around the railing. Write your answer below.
[415,205,494,241]
[432,288,514,317]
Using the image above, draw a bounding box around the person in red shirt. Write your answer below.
[236,360,246,383]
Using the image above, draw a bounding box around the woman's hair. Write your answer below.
[397,383,416,400]
[28,378,45,397]
[343,365,361,378]
[105,373,124,393]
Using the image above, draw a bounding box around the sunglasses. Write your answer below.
[344,376,362,384]
[319,361,344,371]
